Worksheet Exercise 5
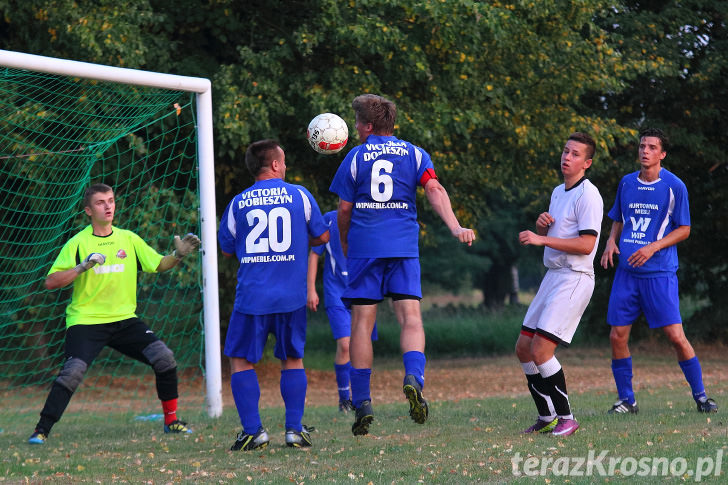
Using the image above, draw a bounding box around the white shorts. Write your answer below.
[522,268,594,347]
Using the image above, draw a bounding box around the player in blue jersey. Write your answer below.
[219,139,330,450]
[307,210,378,413]
[516,132,603,437]
[601,128,717,414]
[329,94,476,436]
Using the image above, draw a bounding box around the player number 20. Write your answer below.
[370,160,394,202]
[246,207,292,253]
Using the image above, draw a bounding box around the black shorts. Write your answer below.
[65,317,160,366]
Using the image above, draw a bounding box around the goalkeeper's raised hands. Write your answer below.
[156,233,201,272]
[173,233,201,259]
[75,253,106,273]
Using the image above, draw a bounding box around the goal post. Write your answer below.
[0,49,223,418]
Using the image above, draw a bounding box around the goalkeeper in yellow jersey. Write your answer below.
[28,183,200,445]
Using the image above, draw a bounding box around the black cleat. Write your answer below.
[697,398,718,413]
[230,427,270,451]
[403,374,429,424]
[338,399,354,413]
[608,400,639,414]
[285,424,315,447]
[352,400,374,436]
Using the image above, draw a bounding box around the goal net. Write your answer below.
[0,51,222,431]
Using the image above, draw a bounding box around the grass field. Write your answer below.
[2,351,726,484]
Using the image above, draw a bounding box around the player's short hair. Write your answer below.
[83,183,113,208]
[568,132,596,160]
[352,94,396,134]
[245,139,282,176]
[639,127,669,152]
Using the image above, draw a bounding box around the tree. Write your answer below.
[2,1,653,314]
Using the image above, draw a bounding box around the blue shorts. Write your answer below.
[607,269,682,328]
[224,307,307,363]
[342,257,422,305]
[325,305,379,341]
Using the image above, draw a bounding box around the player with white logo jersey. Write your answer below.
[29,183,200,445]
[601,128,717,415]
[219,139,329,451]
[330,94,475,436]
[606,168,688,275]
[516,132,603,437]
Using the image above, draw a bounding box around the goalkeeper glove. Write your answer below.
[173,233,201,259]
[75,252,106,273]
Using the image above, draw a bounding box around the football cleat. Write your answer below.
[338,399,354,413]
[521,418,558,434]
[285,424,315,448]
[231,427,270,451]
[164,419,192,434]
[608,400,639,414]
[352,400,374,436]
[551,418,580,436]
[697,398,718,413]
[28,430,47,445]
[403,374,429,424]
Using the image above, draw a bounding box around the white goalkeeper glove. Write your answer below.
[75,252,106,273]
[173,233,201,259]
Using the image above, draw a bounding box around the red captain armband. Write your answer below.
[419,168,438,187]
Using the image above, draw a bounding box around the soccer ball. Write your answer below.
[306,113,348,154]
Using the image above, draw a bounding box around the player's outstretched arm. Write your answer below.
[424,179,475,246]
[307,251,320,312]
[157,233,201,272]
[600,222,623,269]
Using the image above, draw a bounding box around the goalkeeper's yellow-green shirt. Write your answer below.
[48,225,164,327]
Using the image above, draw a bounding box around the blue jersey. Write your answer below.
[607,168,690,276]
[312,211,348,309]
[329,134,434,258]
[219,178,328,314]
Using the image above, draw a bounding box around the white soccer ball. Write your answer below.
[306,113,349,154]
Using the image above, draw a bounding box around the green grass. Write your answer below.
[2,385,725,483]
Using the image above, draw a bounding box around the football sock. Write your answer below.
[37,382,74,434]
[402,350,426,388]
[335,362,352,402]
[678,356,707,402]
[161,398,178,425]
[231,369,262,434]
[537,356,573,419]
[611,357,636,404]
[280,368,307,432]
[522,361,555,420]
[350,367,372,408]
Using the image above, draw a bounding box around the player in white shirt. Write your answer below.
[515,132,603,437]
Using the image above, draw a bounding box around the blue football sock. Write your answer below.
[231,370,262,434]
[611,357,635,404]
[678,356,707,402]
[280,369,307,432]
[334,362,352,402]
[403,350,426,388]
[350,367,372,408]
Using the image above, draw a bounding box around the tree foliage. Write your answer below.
[2,0,726,334]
